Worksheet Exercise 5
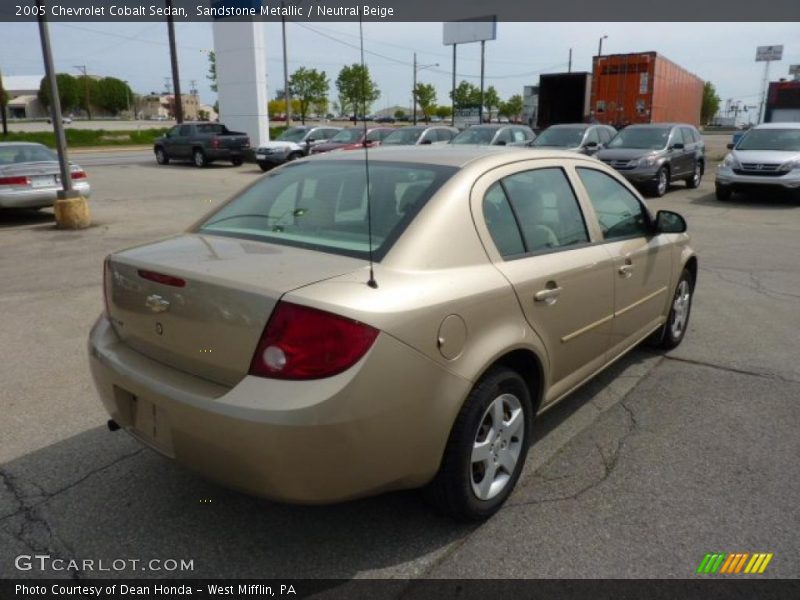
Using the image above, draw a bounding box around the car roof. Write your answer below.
[547,123,589,129]
[306,145,589,169]
[0,142,48,147]
[752,122,800,129]
[624,123,691,129]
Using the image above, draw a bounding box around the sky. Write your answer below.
[1,21,798,121]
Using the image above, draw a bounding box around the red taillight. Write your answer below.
[211,138,220,149]
[0,176,29,186]
[249,302,379,380]
[71,170,87,180]
[137,269,186,288]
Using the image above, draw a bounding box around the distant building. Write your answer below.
[138,93,202,121]
[1,75,47,119]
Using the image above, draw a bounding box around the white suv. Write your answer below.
[716,122,800,200]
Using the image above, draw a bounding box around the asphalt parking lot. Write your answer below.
[0,138,798,581]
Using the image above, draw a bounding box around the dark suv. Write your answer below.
[596,124,705,197]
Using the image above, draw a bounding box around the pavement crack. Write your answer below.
[663,355,800,384]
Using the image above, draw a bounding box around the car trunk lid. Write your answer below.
[105,233,364,386]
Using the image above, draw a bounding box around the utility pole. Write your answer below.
[73,64,91,120]
[479,40,486,124]
[281,1,292,125]
[413,52,417,125]
[598,35,608,58]
[165,0,183,123]
[37,0,90,229]
[451,44,457,127]
[568,48,573,73]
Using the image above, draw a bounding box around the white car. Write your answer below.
[716,122,800,200]
[0,142,90,209]
[254,126,341,172]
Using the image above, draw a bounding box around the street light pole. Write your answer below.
[413,54,439,125]
[73,64,91,120]
[165,0,183,123]
[281,2,291,126]
[598,35,608,57]
[37,0,90,229]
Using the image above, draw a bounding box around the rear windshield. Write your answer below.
[0,144,57,165]
[452,128,497,145]
[195,124,228,135]
[382,128,425,145]
[197,161,456,260]
[736,128,800,151]
[330,129,363,143]
[607,128,670,150]
[532,127,586,147]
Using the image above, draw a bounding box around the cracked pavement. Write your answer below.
[1,139,798,579]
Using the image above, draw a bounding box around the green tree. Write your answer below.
[0,70,8,135]
[289,67,329,124]
[336,64,380,119]
[37,73,80,113]
[206,50,218,93]
[75,75,99,118]
[499,94,524,121]
[413,82,436,122]
[93,78,132,115]
[394,109,406,119]
[449,80,481,110]
[701,81,721,125]
[434,105,452,119]
[484,86,500,121]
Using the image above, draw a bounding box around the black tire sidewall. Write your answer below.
[438,367,532,520]
[661,269,693,349]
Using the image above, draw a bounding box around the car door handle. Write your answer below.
[618,264,634,277]
[534,286,562,303]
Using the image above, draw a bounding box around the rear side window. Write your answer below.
[198,161,456,260]
[670,128,685,145]
[482,168,589,258]
[577,168,650,240]
[436,129,455,142]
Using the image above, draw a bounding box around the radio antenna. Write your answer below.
[359,16,378,289]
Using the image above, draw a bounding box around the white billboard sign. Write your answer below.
[443,18,497,45]
[755,45,783,61]
[789,64,800,76]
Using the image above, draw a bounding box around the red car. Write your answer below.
[309,127,393,155]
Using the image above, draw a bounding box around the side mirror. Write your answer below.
[420,138,433,145]
[496,140,507,146]
[654,210,687,234]
[726,143,735,149]
[306,138,315,144]
[585,141,598,148]
[671,142,685,150]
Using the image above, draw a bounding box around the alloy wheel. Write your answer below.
[670,280,691,339]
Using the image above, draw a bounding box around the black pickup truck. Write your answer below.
[153,122,250,168]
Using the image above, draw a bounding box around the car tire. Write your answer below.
[686,161,703,188]
[286,152,302,162]
[231,157,244,167]
[647,167,670,197]
[651,268,694,350]
[257,161,270,172]
[193,149,207,168]
[426,366,532,521]
[154,147,169,165]
[715,183,732,201]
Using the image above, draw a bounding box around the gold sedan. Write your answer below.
[88,146,696,520]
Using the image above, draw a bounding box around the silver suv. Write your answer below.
[715,122,800,200]
[596,124,705,197]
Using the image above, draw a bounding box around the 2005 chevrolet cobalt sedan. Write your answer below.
[89,146,696,520]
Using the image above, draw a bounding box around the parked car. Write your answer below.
[530,123,617,155]
[381,125,458,146]
[254,126,341,171]
[309,127,393,155]
[153,122,250,168]
[596,124,705,197]
[451,124,535,147]
[89,145,696,520]
[715,122,800,201]
[0,142,90,209]
[375,115,396,124]
[46,116,73,125]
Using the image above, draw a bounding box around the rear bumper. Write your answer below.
[88,315,470,504]
[0,181,91,208]
[206,148,247,161]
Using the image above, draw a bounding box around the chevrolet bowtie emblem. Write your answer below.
[145,294,170,313]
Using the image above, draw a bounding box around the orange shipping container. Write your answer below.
[590,52,704,127]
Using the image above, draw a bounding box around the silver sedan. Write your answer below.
[0,142,91,209]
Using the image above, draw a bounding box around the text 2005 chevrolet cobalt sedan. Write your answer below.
[89,146,696,520]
